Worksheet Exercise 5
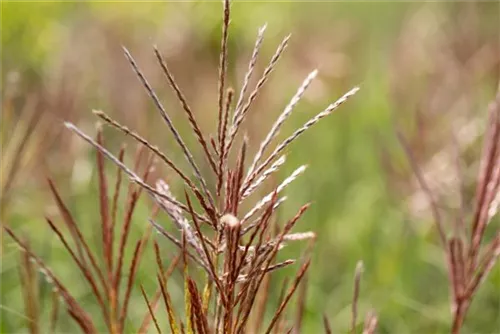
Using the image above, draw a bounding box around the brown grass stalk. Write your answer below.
[323,314,332,334]
[153,46,218,176]
[122,47,215,210]
[217,0,231,148]
[139,243,181,334]
[49,289,60,333]
[65,123,204,223]
[4,226,97,333]
[188,278,211,334]
[93,110,215,224]
[218,88,235,196]
[149,219,211,274]
[44,217,110,327]
[242,165,306,224]
[264,259,311,334]
[157,272,181,334]
[249,269,271,334]
[272,277,289,334]
[114,152,154,298]
[110,146,126,265]
[351,261,364,334]
[400,90,500,333]
[235,204,309,333]
[6,1,365,332]
[19,239,39,334]
[47,179,93,276]
[226,34,291,155]
[96,128,112,283]
[232,24,267,125]
[186,192,227,305]
[397,131,447,245]
[119,229,151,332]
[468,94,500,272]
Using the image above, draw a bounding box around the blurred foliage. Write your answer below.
[1,1,499,333]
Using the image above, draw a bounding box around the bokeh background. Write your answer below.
[1,1,499,333]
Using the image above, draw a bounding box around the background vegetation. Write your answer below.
[1,1,499,333]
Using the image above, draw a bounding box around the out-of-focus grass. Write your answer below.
[1,2,499,333]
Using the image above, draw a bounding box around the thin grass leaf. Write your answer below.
[141,286,162,334]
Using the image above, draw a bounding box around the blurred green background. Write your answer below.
[1,1,499,333]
